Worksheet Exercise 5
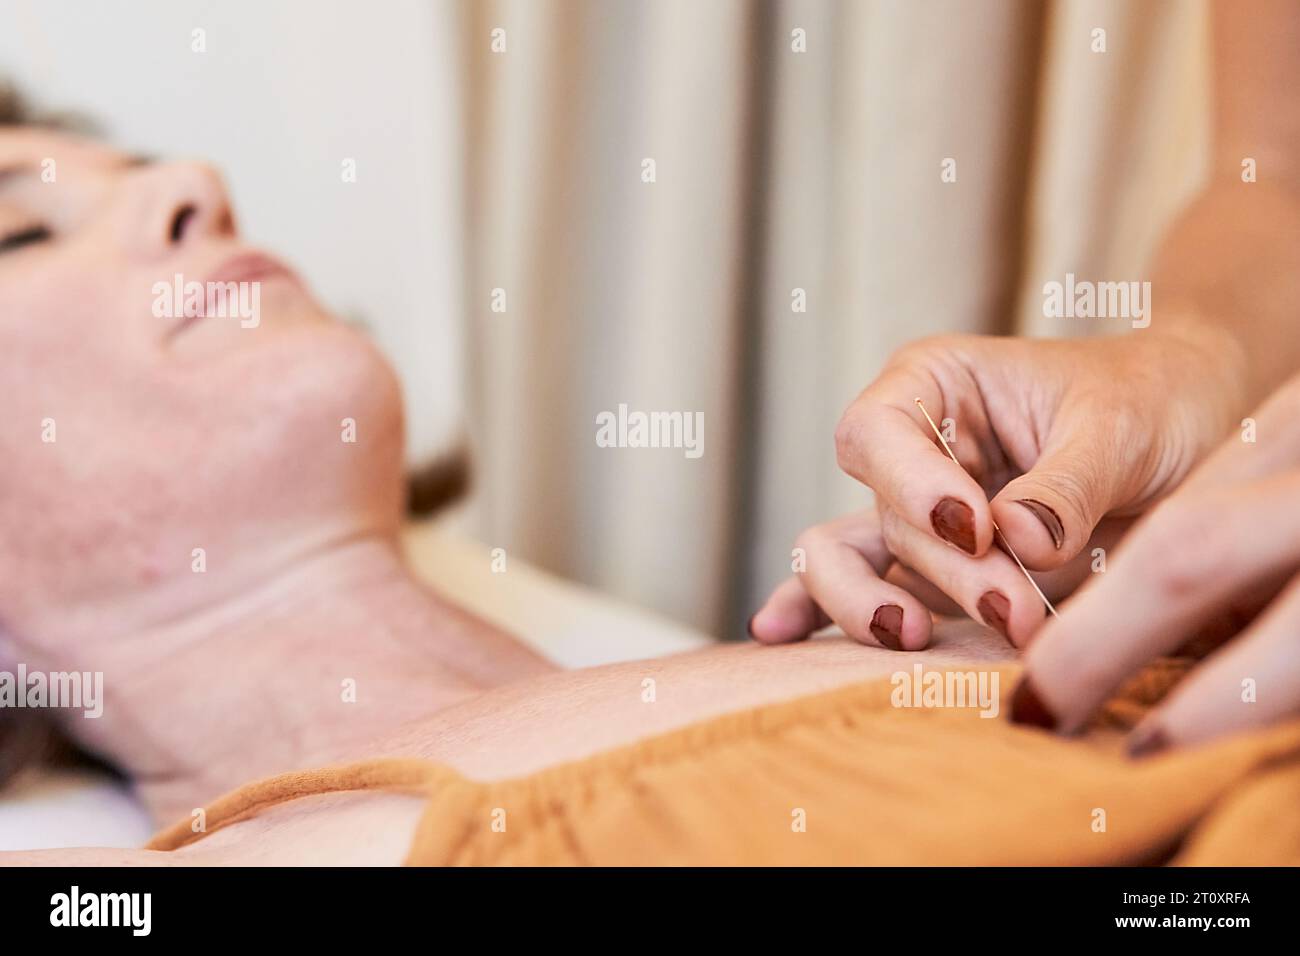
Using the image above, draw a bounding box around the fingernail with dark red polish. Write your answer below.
[930,497,976,554]
[977,589,1012,642]
[869,603,903,650]
[1127,723,1170,759]
[1015,498,1064,549]
[1010,676,1056,729]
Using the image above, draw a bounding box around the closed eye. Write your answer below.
[0,224,52,253]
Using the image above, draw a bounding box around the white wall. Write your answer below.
[0,0,465,464]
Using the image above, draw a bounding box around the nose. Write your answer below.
[124,161,236,258]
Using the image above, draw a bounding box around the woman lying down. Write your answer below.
[3,101,1300,867]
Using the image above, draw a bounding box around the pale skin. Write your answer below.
[2,0,1299,865]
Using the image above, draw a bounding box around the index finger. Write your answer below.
[835,366,994,556]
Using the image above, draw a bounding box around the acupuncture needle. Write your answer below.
[914,398,1059,619]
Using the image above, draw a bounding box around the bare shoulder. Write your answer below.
[387,618,1012,781]
[205,619,1010,865]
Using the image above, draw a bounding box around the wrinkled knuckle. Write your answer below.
[882,336,950,375]
[834,408,872,473]
[905,333,963,356]
[1140,499,1221,599]
[1152,547,1218,603]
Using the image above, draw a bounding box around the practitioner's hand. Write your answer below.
[1011,373,1300,753]
[750,328,1246,649]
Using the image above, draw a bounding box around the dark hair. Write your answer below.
[0,82,97,133]
[0,82,27,125]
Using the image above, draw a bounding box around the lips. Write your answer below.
[204,251,296,287]
[163,251,300,344]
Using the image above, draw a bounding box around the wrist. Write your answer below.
[1129,319,1253,454]
[1146,184,1300,405]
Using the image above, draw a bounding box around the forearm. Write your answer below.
[1147,184,1300,411]
[1144,0,1300,408]
[1210,0,1300,189]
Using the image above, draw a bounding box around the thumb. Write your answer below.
[991,425,1132,571]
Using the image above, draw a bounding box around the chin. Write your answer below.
[252,321,408,523]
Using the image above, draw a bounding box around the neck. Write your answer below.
[55,534,553,824]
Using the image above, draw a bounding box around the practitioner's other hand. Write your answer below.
[751,329,1245,649]
[1012,372,1300,753]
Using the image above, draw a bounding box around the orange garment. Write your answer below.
[148,661,1300,865]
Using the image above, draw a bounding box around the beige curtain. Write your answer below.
[453,0,1210,638]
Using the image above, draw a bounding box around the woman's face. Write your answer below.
[0,128,405,641]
